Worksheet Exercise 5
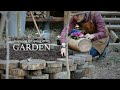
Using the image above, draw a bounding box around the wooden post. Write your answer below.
[5,12,9,79]
[30,11,41,37]
[17,11,21,37]
[110,30,119,43]
[64,11,71,79]
[0,12,7,44]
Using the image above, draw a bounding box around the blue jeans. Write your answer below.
[90,38,110,57]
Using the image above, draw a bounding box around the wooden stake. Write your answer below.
[64,11,71,79]
[30,11,41,37]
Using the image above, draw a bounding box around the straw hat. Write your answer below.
[70,11,89,16]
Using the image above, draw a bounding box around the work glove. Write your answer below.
[61,48,66,56]
[85,33,95,40]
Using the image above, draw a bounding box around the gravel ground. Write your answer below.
[86,52,120,79]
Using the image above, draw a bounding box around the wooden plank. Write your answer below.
[106,25,120,30]
[26,17,64,22]
[110,30,119,43]
[104,18,120,23]
[100,11,120,16]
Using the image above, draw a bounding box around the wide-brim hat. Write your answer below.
[70,11,89,16]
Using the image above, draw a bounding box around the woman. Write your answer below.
[60,11,109,58]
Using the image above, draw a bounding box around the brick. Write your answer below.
[0,60,19,69]
[1,74,24,79]
[52,71,68,79]
[63,64,77,71]
[46,61,62,68]
[26,74,49,79]
[57,58,74,66]
[44,67,62,73]
[29,70,42,76]
[20,59,46,70]
[9,68,28,76]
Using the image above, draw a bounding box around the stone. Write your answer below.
[44,67,62,74]
[9,68,28,76]
[1,74,24,79]
[0,60,19,69]
[29,70,42,76]
[63,64,77,71]
[52,71,68,79]
[57,58,74,66]
[20,59,46,70]
[26,74,49,79]
[46,61,62,68]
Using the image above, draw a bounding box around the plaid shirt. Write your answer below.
[60,11,108,43]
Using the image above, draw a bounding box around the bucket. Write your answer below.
[68,36,92,52]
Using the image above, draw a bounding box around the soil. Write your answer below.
[87,59,120,79]
[0,44,64,61]
[86,51,120,79]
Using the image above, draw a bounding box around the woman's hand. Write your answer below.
[85,33,95,40]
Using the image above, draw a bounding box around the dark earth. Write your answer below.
[0,44,64,61]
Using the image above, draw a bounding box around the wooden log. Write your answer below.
[74,54,92,62]
[9,68,28,76]
[69,54,92,65]
[72,69,86,79]
[0,60,19,70]
[1,74,24,79]
[46,61,62,68]
[110,30,119,43]
[29,70,42,76]
[63,64,77,71]
[108,43,120,52]
[26,74,49,79]
[100,11,120,16]
[69,56,86,65]
[44,67,62,74]
[106,25,120,30]
[104,18,120,23]
[52,71,68,79]
[20,59,46,70]
[68,37,92,52]
[57,58,74,67]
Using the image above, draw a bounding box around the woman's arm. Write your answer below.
[93,11,108,41]
[60,16,76,43]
